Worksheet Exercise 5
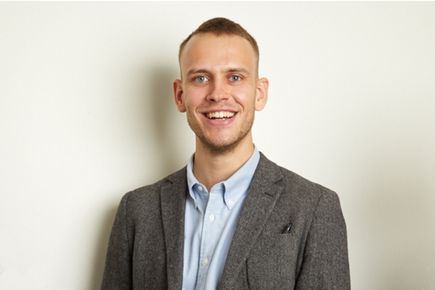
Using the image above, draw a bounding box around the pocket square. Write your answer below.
[281,223,293,234]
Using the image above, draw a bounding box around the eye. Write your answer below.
[229,75,242,82]
[193,75,209,83]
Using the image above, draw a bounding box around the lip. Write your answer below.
[200,108,238,114]
[200,111,238,127]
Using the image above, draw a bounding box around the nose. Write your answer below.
[206,79,229,102]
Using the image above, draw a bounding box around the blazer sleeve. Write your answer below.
[295,191,351,290]
[101,194,133,290]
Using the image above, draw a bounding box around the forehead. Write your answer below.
[180,33,257,74]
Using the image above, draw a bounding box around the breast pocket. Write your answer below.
[246,233,298,289]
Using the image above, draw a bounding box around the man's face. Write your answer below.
[173,33,268,152]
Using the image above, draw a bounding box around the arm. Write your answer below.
[101,194,133,290]
[295,191,351,290]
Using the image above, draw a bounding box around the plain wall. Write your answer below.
[1,2,434,289]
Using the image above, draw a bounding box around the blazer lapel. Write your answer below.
[219,153,284,290]
[160,168,187,290]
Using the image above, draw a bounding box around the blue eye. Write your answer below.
[229,75,241,81]
[194,75,208,83]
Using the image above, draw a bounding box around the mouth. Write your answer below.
[204,111,236,120]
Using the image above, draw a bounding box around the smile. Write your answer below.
[205,111,236,120]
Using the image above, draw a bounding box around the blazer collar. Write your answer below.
[161,167,187,290]
[219,152,284,290]
[160,152,284,290]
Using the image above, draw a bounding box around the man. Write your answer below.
[102,17,350,290]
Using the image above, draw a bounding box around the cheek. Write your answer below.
[183,88,204,108]
[231,86,257,106]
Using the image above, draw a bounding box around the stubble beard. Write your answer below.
[187,112,255,154]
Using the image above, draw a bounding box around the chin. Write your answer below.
[200,134,249,154]
[205,142,238,154]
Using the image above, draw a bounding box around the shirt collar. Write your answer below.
[186,146,260,210]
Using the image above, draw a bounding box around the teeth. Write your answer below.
[207,111,235,119]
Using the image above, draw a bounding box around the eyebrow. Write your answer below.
[186,67,250,76]
[186,68,210,76]
[227,68,250,75]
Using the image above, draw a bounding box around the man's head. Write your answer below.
[178,17,260,76]
[173,17,268,153]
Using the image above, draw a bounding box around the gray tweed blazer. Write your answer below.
[101,153,350,289]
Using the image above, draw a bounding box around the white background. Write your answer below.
[1,2,434,290]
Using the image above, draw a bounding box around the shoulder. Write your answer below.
[259,154,346,243]
[118,167,186,212]
[259,153,341,213]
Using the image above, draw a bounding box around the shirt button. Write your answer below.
[227,199,234,207]
[202,257,209,266]
[209,214,215,222]
[198,185,204,192]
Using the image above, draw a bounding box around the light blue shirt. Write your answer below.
[182,148,260,290]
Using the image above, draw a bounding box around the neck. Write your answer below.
[193,135,255,192]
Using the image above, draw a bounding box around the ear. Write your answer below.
[173,79,186,112]
[254,77,269,111]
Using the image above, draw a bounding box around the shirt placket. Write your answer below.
[195,186,225,290]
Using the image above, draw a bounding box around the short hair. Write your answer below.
[178,17,259,62]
